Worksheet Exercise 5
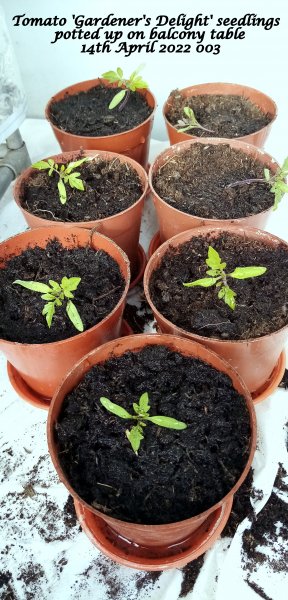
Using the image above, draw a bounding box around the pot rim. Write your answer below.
[163,81,277,138]
[47,332,257,531]
[14,148,148,226]
[45,78,157,141]
[144,224,288,346]
[148,137,280,223]
[0,226,130,349]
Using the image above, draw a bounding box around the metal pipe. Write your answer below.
[0,129,31,199]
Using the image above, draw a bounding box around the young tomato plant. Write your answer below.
[183,246,267,310]
[177,106,214,134]
[100,392,187,454]
[101,64,148,110]
[13,276,84,331]
[227,156,288,210]
[32,157,91,204]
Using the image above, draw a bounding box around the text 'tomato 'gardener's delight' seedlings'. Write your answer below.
[183,246,266,310]
[13,276,84,331]
[100,391,187,454]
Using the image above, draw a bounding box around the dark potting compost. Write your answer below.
[21,157,143,222]
[49,85,152,136]
[0,240,125,344]
[56,345,251,525]
[152,143,274,220]
[149,233,288,340]
[166,91,271,138]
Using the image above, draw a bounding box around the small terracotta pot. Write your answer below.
[45,78,156,168]
[163,82,277,148]
[0,227,130,399]
[144,226,288,395]
[149,138,279,243]
[47,333,256,557]
[13,149,148,273]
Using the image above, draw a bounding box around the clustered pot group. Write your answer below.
[1,73,287,571]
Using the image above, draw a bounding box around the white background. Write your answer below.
[1,0,287,140]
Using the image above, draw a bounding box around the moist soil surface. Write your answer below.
[21,157,143,222]
[49,85,153,136]
[166,91,271,138]
[152,143,274,219]
[56,344,251,525]
[149,232,288,340]
[0,240,125,344]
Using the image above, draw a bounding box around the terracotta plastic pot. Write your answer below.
[47,333,256,562]
[45,78,156,168]
[144,226,288,395]
[0,227,130,400]
[149,138,279,243]
[13,149,148,272]
[163,82,277,148]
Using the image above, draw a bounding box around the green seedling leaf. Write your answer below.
[264,168,271,181]
[109,89,126,109]
[65,157,91,173]
[138,392,150,414]
[58,179,67,204]
[222,286,236,310]
[61,277,81,292]
[32,160,51,170]
[13,280,52,293]
[68,173,85,191]
[117,67,123,78]
[42,301,55,328]
[49,280,61,292]
[100,397,132,419]
[147,416,187,429]
[41,293,58,301]
[126,425,144,454]
[229,266,267,279]
[66,300,84,332]
[206,246,225,270]
[183,277,219,288]
[102,70,119,82]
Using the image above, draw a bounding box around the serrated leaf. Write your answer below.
[229,266,267,279]
[100,397,132,419]
[13,280,52,293]
[109,89,126,110]
[68,174,85,191]
[66,300,84,332]
[61,277,81,292]
[101,70,119,82]
[65,157,90,173]
[47,159,55,167]
[206,269,221,277]
[206,246,223,270]
[133,402,140,414]
[138,392,150,414]
[41,293,56,300]
[58,179,67,204]
[42,301,55,328]
[49,280,61,291]
[223,286,236,310]
[147,416,187,430]
[126,425,144,454]
[183,277,218,288]
[32,160,51,171]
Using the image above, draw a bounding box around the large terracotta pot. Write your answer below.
[13,149,148,272]
[47,333,256,565]
[149,138,279,243]
[144,226,288,395]
[0,227,130,400]
[163,82,277,148]
[45,78,156,168]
